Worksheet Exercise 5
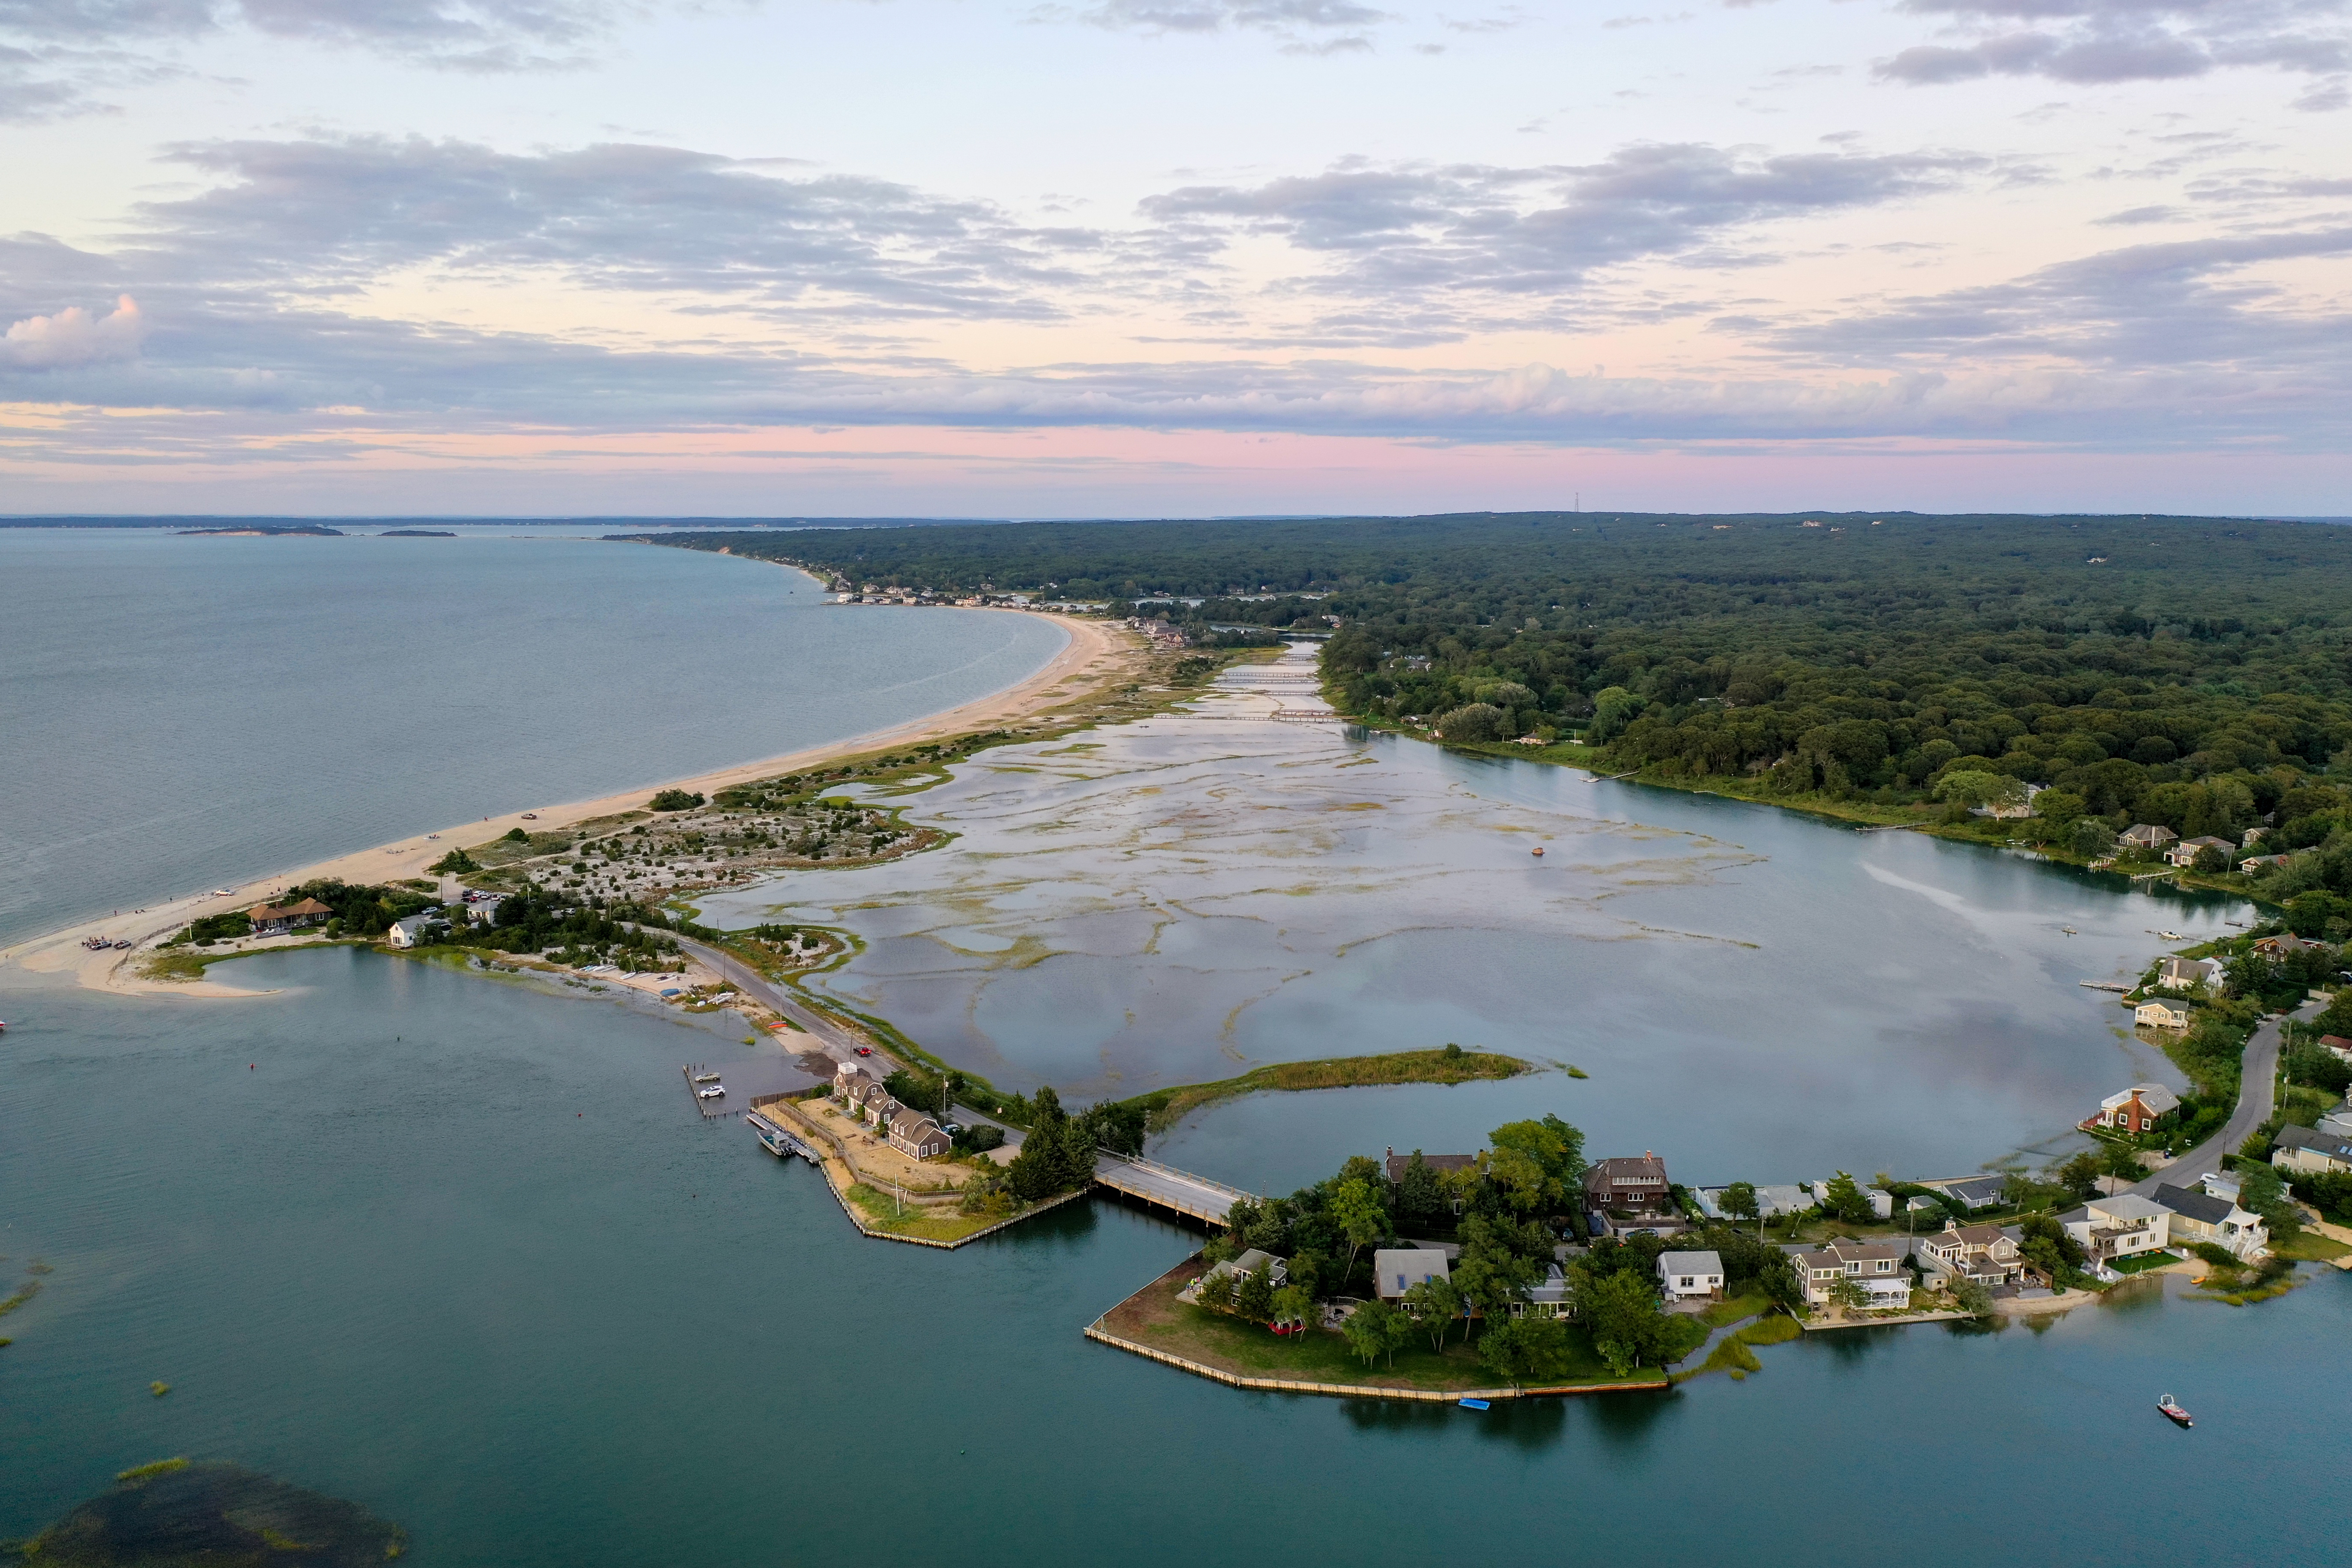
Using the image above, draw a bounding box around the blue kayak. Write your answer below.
[1458,1398,1491,1410]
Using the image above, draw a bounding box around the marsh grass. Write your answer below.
[1109,1047,1531,1134]
[0,1280,40,1317]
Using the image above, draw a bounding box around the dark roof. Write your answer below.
[1383,1150,1477,1183]
[1940,1176,2006,1207]
[2275,1125,2352,1161]
[2152,1183,2235,1225]
[1586,1155,1668,1185]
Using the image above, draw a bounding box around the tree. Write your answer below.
[648,788,705,812]
[1271,1283,1313,1331]
[1757,1252,1803,1314]
[1343,1299,1403,1368]
[1949,1277,1994,1319]
[1194,1270,1234,1313]
[2193,845,2231,874]
[429,847,479,874]
[2235,1162,2302,1245]
[1393,1152,1446,1232]
[1478,1315,1572,1386]
[1234,1268,1275,1324]
[2068,817,2119,858]
[1823,1273,1871,1316]
[1720,1180,1761,1235]
[1435,703,1506,743]
[1819,1170,1873,1225]
[2015,1212,2086,1284]
[1935,770,2026,812]
[2054,1151,2103,1202]
[2098,1141,2147,1182]
[1401,1274,1464,1352]
[1579,1269,1670,1368]
[1488,1115,1586,1214]
[1329,1176,1387,1277]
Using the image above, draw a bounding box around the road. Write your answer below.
[2128,997,2321,1197]
[1093,1151,1251,1225]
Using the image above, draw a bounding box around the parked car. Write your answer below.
[855,1046,873,1057]
[696,1086,725,1100]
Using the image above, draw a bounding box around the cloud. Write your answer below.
[1875,0,2350,87]
[1065,0,1388,34]
[2,294,148,368]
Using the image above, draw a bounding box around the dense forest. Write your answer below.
[647,511,2352,913]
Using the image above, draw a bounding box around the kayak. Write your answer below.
[1458,1398,1491,1410]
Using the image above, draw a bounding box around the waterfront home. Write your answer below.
[1792,1241,1911,1309]
[2055,1194,2172,1273]
[833,1062,875,1099]
[2243,827,2269,848]
[1373,1248,1451,1305]
[1694,1182,1808,1221]
[1657,1250,1725,1303]
[2150,1182,2267,1260]
[2135,996,2193,1029]
[2118,824,2178,851]
[386,912,447,949]
[2271,1125,2352,1177]
[1921,1175,2006,1213]
[1231,1248,1288,1286]
[1383,1147,1477,1185]
[1510,1264,1573,1321]
[1917,1222,2027,1290]
[249,897,332,937]
[886,1107,951,1160]
[2155,956,2215,991]
[2166,835,2235,868]
[2251,931,2318,959]
[1583,1154,1686,1237]
[2080,1083,2181,1135]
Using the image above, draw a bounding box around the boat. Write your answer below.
[2157,930,2184,941]
[2158,1394,2192,1428]
[2061,926,2076,935]
[1531,846,1544,857]
[1458,1398,1491,1410]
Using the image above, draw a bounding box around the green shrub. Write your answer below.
[649,789,705,812]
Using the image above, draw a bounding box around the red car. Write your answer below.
[855,1046,873,1057]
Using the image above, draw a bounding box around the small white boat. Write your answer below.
[2157,930,2184,941]
[2061,926,2076,935]
[2158,1394,2192,1428]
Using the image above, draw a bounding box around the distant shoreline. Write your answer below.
[5,609,1131,998]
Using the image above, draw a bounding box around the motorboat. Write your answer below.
[1531,846,1544,857]
[2158,1394,2192,1428]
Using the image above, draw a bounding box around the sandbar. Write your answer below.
[7,611,1135,998]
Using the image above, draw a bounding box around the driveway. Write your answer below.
[2128,997,2321,1197]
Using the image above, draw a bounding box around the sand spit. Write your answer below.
[7,612,1133,999]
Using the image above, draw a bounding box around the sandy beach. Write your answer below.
[7,611,1135,999]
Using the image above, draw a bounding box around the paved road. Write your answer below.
[2128,997,2321,1197]
[672,934,885,1075]
[1094,1151,1250,1223]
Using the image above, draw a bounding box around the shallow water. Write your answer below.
[0,527,1064,946]
[2,949,2343,1566]
[701,646,2251,1184]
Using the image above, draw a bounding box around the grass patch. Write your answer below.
[844,1183,1022,1244]
[115,1458,189,1486]
[0,1281,40,1317]
[1679,1335,1764,1383]
[2107,1249,2182,1275]
[2268,1230,2351,1263]
[1107,1047,1532,1135]
[1099,1262,1655,1392]
[1735,1314,1803,1347]
[1696,1290,1769,1330]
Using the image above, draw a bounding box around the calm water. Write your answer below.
[703,646,2251,1185]
[0,527,1065,946]
[2,953,2344,1565]
[2,553,2328,1565]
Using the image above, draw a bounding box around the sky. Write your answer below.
[1,0,2347,516]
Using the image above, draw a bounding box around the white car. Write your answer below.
[696,1085,726,1100]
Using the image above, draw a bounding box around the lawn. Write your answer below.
[844,1183,1016,1244]
[1696,1289,1770,1329]
[1097,1262,1661,1393]
[2267,1229,2350,1264]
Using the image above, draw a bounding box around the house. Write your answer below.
[1694,1183,1809,1220]
[1791,1241,1911,1309]
[1511,1264,1573,1320]
[1192,1247,1292,1305]
[249,897,332,937]
[1382,1147,1478,1185]
[2080,1083,2181,1135]
[1372,1248,1448,1303]
[2118,824,2178,851]
[2166,835,2235,868]
[385,912,447,949]
[1917,1222,2027,1289]
[1583,1153,1685,1236]
[2154,956,2215,991]
[2252,931,2317,959]
[1922,1175,2007,1212]
[1657,1250,1725,1303]
[2271,1125,2352,1177]
[2321,1035,2352,1067]
[2242,827,2269,848]
[886,1107,951,1160]
[833,1061,875,1099]
[2317,1105,2352,1140]
[2135,996,2193,1029]
[2150,1182,2267,1260]
[2055,1193,2171,1272]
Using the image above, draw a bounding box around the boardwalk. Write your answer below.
[1094,1150,1250,1225]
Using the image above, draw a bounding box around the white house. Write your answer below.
[2135,996,2193,1029]
[1372,1248,1451,1304]
[2154,956,2215,991]
[386,912,446,949]
[1791,1241,1911,1309]
[1657,1250,1725,1303]
[1510,1264,1573,1320]
[2271,1125,2352,1177]
[2151,1182,2267,1261]
[2056,1193,2172,1274]
[1918,1222,2027,1289]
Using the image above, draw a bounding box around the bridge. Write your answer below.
[1093,1150,1251,1227]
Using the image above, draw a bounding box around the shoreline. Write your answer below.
[4,610,1132,999]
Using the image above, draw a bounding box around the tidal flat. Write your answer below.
[701,646,2251,1187]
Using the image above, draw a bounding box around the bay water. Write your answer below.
[3,536,2340,1565]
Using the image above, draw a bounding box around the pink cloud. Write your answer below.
[2,295,149,371]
